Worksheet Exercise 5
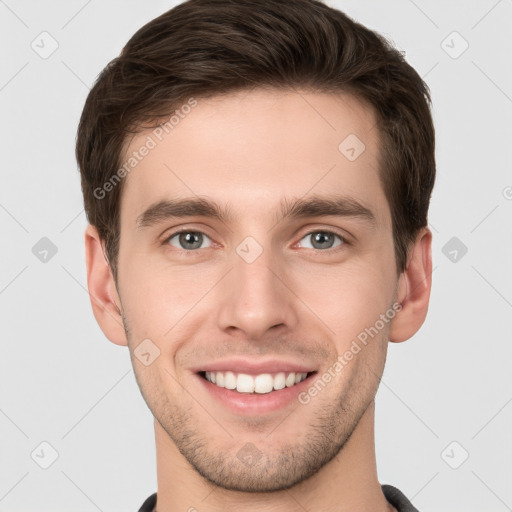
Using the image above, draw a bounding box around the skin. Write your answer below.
[85,88,432,512]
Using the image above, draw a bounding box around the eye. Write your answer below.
[297,230,346,250]
[165,230,213,251]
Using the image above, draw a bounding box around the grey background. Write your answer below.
[1,0,511,510]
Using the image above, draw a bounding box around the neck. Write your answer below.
[152,401,394,512]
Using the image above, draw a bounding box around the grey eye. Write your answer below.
[299,231,343,250]
[167,231,212,250]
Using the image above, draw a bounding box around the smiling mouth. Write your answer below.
[198,370,317,394]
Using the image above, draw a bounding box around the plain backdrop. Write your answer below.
[1,1,511,511]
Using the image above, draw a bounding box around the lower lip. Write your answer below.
[196,373,316,415]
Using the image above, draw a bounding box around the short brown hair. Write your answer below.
[76,0,435,282]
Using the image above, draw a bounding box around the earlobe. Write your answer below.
[84,224,128,346]
[389,227,433,343]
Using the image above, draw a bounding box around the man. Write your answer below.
[76,0,435,510]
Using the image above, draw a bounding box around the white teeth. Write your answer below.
[254,373,274,394]
[203,371,309,393]
[236,373,255,393]
[274,372,286,390]
[224,371,237,389]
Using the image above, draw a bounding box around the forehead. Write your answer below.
[119,88,389,230]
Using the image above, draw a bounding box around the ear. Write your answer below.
[389,227,432,343]
[84,224,128,346]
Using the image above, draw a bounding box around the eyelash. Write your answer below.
[162,228,349,255]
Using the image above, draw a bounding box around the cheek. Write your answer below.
[290,260,394,338]
[118,258,220,338]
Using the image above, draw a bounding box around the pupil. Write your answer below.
[313,232,333,249]
[180,232,202,249]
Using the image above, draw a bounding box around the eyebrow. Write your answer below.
[136,194,377,230]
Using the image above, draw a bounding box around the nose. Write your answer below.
[216,244,299,340]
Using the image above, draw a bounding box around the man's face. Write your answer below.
[116,89,399,491]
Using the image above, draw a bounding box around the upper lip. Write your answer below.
[191,358,317,375]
